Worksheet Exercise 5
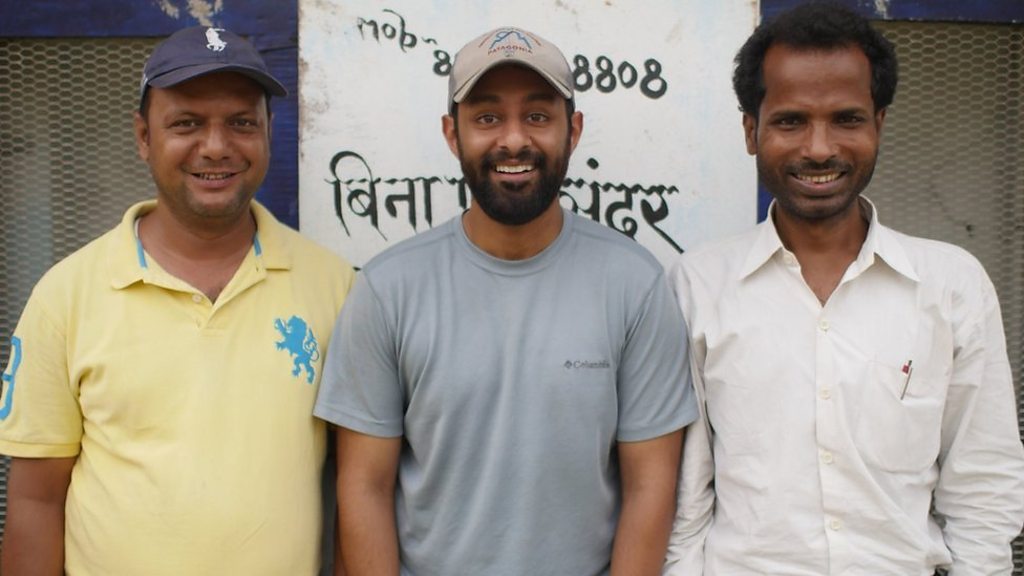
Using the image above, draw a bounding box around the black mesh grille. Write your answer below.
[872,20,1024,574]
[0,37,158,545]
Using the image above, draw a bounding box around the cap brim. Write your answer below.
[148,62,288,97]
[451,59,573,104]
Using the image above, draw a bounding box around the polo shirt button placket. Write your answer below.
[191,293,206,328]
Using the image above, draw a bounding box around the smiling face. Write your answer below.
[443,65,582,226]
[745,44,885,225]
[134,72,270,227]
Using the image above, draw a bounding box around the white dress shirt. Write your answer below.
[664,199,1024,576]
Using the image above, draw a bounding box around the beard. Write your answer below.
[459,142,570,226]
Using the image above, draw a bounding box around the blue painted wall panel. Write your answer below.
[764,0,1024,24]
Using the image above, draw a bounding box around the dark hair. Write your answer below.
[733,0,897,118]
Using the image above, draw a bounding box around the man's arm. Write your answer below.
[662,257,715,576]
[335,427,402,576]
[932,273,1024,573]
[662,418,715,575]
[1,456,75,576]
[610,429,684,576]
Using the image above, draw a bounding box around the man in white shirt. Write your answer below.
[664,2,1024,575]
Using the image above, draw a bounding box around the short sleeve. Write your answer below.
[616,271,697,442]
[0,291,82,457]
[314,273,404,438]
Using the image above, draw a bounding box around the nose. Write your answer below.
[497,118,530,154]
[198,124,232,160]
[802,122,837,163]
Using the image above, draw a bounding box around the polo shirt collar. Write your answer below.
[737,196,919,282]
[108,199,291,290]
[249,200,291,271]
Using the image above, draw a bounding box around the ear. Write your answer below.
[267,111,274,144]
[742,113,758,156]
[442,114,459,158]
[568,111,584,154]
[133,110,151,162]
[874,107,886,135]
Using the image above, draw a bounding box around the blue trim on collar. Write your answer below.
[136,239,148,269]
[132,223,261,271]
[134,218,148,269]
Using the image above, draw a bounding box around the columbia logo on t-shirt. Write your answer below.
[563,359,611,370]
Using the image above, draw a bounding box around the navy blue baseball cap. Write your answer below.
[140,26,287,107]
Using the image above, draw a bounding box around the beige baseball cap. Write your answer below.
[448,27,574,109]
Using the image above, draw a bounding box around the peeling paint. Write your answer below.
[156,0,180,19]
[552,0,581,17]
[154,0,225,25]
[873,0,891,19]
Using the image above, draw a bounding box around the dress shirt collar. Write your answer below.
[738,196,919,283]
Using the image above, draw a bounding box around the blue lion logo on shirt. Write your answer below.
[274,316,320,384]
[0,337,21,420]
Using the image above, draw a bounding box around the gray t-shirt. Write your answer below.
[315,210,696,576]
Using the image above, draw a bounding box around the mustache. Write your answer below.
[482,149,546,170]
[788,159,851,173]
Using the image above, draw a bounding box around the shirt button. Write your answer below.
[819,320,830,332]
[782,253,797,266]
[821,451,835,464]
[820,388,832,400]
[829,519,842,531]
[192,294,203,303]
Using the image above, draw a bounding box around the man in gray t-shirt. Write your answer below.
[314,26,697,576]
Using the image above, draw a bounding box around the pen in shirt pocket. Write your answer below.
[899,360,913,399]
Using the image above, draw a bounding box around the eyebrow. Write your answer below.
[832,107,870,116]
[765,106,870,120]
[162,106,263,120]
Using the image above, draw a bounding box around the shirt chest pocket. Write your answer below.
[853,360,948,473]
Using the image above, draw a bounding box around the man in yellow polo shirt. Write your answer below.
[0,27,355,575]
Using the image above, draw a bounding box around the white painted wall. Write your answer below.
[299,0,759,268]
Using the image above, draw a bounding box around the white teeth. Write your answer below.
[495,164,533,174]
[798,173,840,184]
[196,173,232,180]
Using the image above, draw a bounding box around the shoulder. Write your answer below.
[257,209,356,291]
[889,228,986,276]
[18,226,120,330]
[33,227,118,297]
[878,225,1003,344]
[670,225,761,287]
[276,221,352,268]
[361,218,457,279]
[569,213,664,279]
[881,225,992,294]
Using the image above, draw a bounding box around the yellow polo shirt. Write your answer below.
[0,200,355,576]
